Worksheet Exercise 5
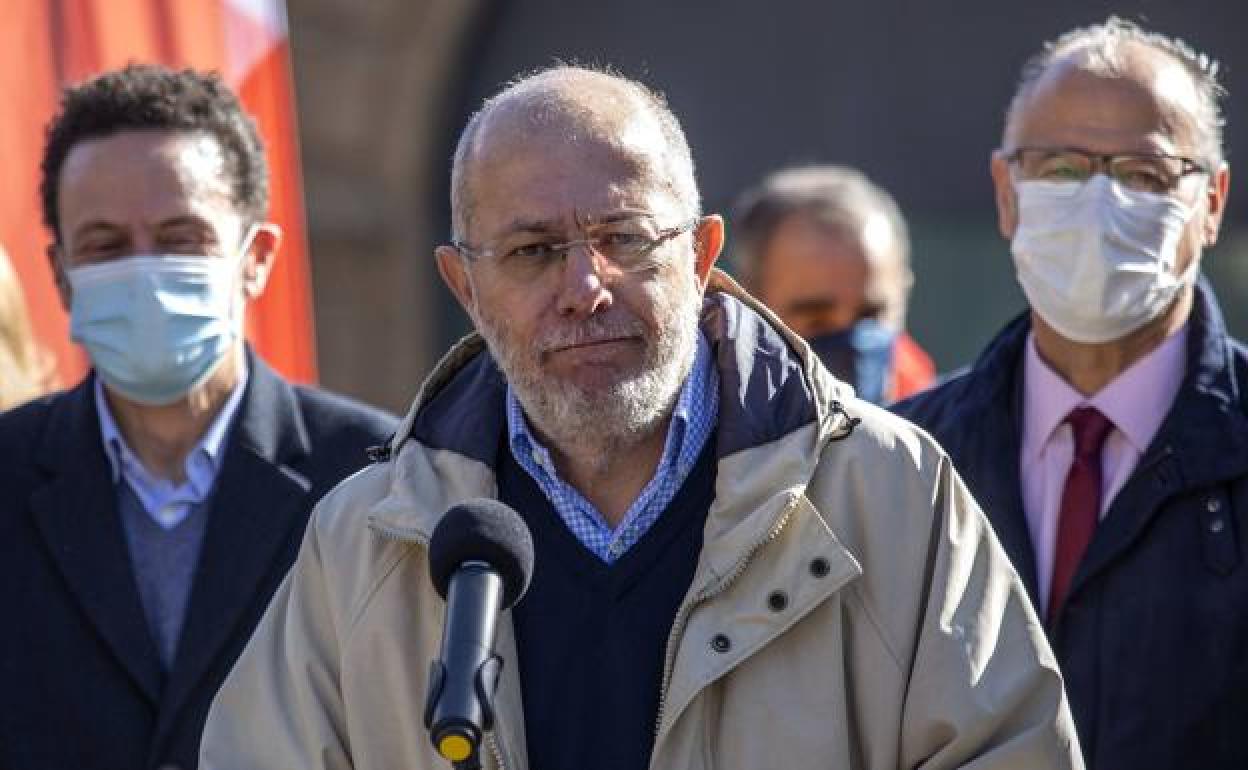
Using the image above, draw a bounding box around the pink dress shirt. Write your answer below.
[1020,326,1188,614]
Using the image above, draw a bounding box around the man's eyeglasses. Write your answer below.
[1006,147,1208,195]
[452,217,701,283]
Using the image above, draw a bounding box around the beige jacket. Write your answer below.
[201,274,1083,769]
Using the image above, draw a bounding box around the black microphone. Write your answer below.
[424,499,535,768]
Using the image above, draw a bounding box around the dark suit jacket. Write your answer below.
[894,279,1248,770]
[0,351,398,770]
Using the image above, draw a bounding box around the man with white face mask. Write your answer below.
[895,17,1244,770]
[0,65,397,770]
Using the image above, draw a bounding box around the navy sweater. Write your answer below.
[499,436,717,770]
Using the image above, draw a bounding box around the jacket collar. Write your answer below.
[1071,278,1248,605]
[965,276,1248,488]
[156,349,316,739]
[29,347,315,748]
[940,278,1248,602]
[1159,276,1248,487]
[33,347,310,475]
[372,269,857,543]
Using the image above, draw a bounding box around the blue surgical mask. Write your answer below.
[807,318,897,405]
[67,252,245,405]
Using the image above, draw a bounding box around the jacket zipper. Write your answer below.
[373,492,808,768]
[651,492,802,748]
[486,732,508,770]
[367,519,430,546]
[369,521,511,770]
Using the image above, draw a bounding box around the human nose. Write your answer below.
[555,241,613,319]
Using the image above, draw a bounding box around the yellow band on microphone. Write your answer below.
[438,733,473,762]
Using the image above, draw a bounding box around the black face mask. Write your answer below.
[806,319,897,405]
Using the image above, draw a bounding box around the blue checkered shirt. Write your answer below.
[507,331,718,563]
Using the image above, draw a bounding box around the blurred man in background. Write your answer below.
[0,65,397,770]
[895,18,1246,769]
[734,165,934,404]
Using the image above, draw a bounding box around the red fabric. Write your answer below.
[1048,406,1114,625]
[890,331,936,401]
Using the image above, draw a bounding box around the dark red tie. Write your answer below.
[1048,406,1114,625]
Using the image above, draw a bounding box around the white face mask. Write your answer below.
[1010,175,1199,344]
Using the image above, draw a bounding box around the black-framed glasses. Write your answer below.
[1006,147,1208,195]
[452,217,701,284]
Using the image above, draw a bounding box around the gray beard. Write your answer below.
[477,285,702,459]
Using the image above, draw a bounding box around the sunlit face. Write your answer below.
[992,49,1229,278]
[438,117,718,447]
[53,129,277,309]
[754,213,872,339]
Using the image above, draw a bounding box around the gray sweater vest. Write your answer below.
[117,482,211,670]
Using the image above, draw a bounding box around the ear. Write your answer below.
[436,244,477,318]
[242,223,282,299]
[1201,163,1231,247]
[48,243,71,311]
[692,215,724,290]
[990,150,1019,240]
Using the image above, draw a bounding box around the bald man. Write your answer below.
[201,66,1081,770]
[894,18,1244,769]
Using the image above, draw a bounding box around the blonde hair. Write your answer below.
[0,246,57,409]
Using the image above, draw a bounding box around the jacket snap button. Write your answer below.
[767,591,789,612]
[710,633,732,653]
[1207,497,1222,513]
[1209,517,1226,534]
[809,557,831,578]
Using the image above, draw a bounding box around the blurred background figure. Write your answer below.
[733,165,934,403]
[0,243,57,409]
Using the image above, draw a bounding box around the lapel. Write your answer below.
[30,376,165,704]
[1071,280,1248,599]
[946,314,1041,603]
[154,353,314,740]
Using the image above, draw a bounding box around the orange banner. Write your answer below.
[0,0,317,386]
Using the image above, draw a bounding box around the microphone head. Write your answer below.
[428,498,535,609]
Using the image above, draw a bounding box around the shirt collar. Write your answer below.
[94,363,249,492]
[1022,324,1188,459]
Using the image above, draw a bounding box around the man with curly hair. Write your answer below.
[0,64,397,769]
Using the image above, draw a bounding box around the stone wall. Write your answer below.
[286,0,481,413]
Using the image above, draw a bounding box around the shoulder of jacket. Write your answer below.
[0,389,74,461]
[307,461,398,542]
[834,396,950,482]
[290,383,400,441]
[890,365,973,424]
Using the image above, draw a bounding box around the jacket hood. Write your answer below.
[389,268,857,461]
[371,269,861,541]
